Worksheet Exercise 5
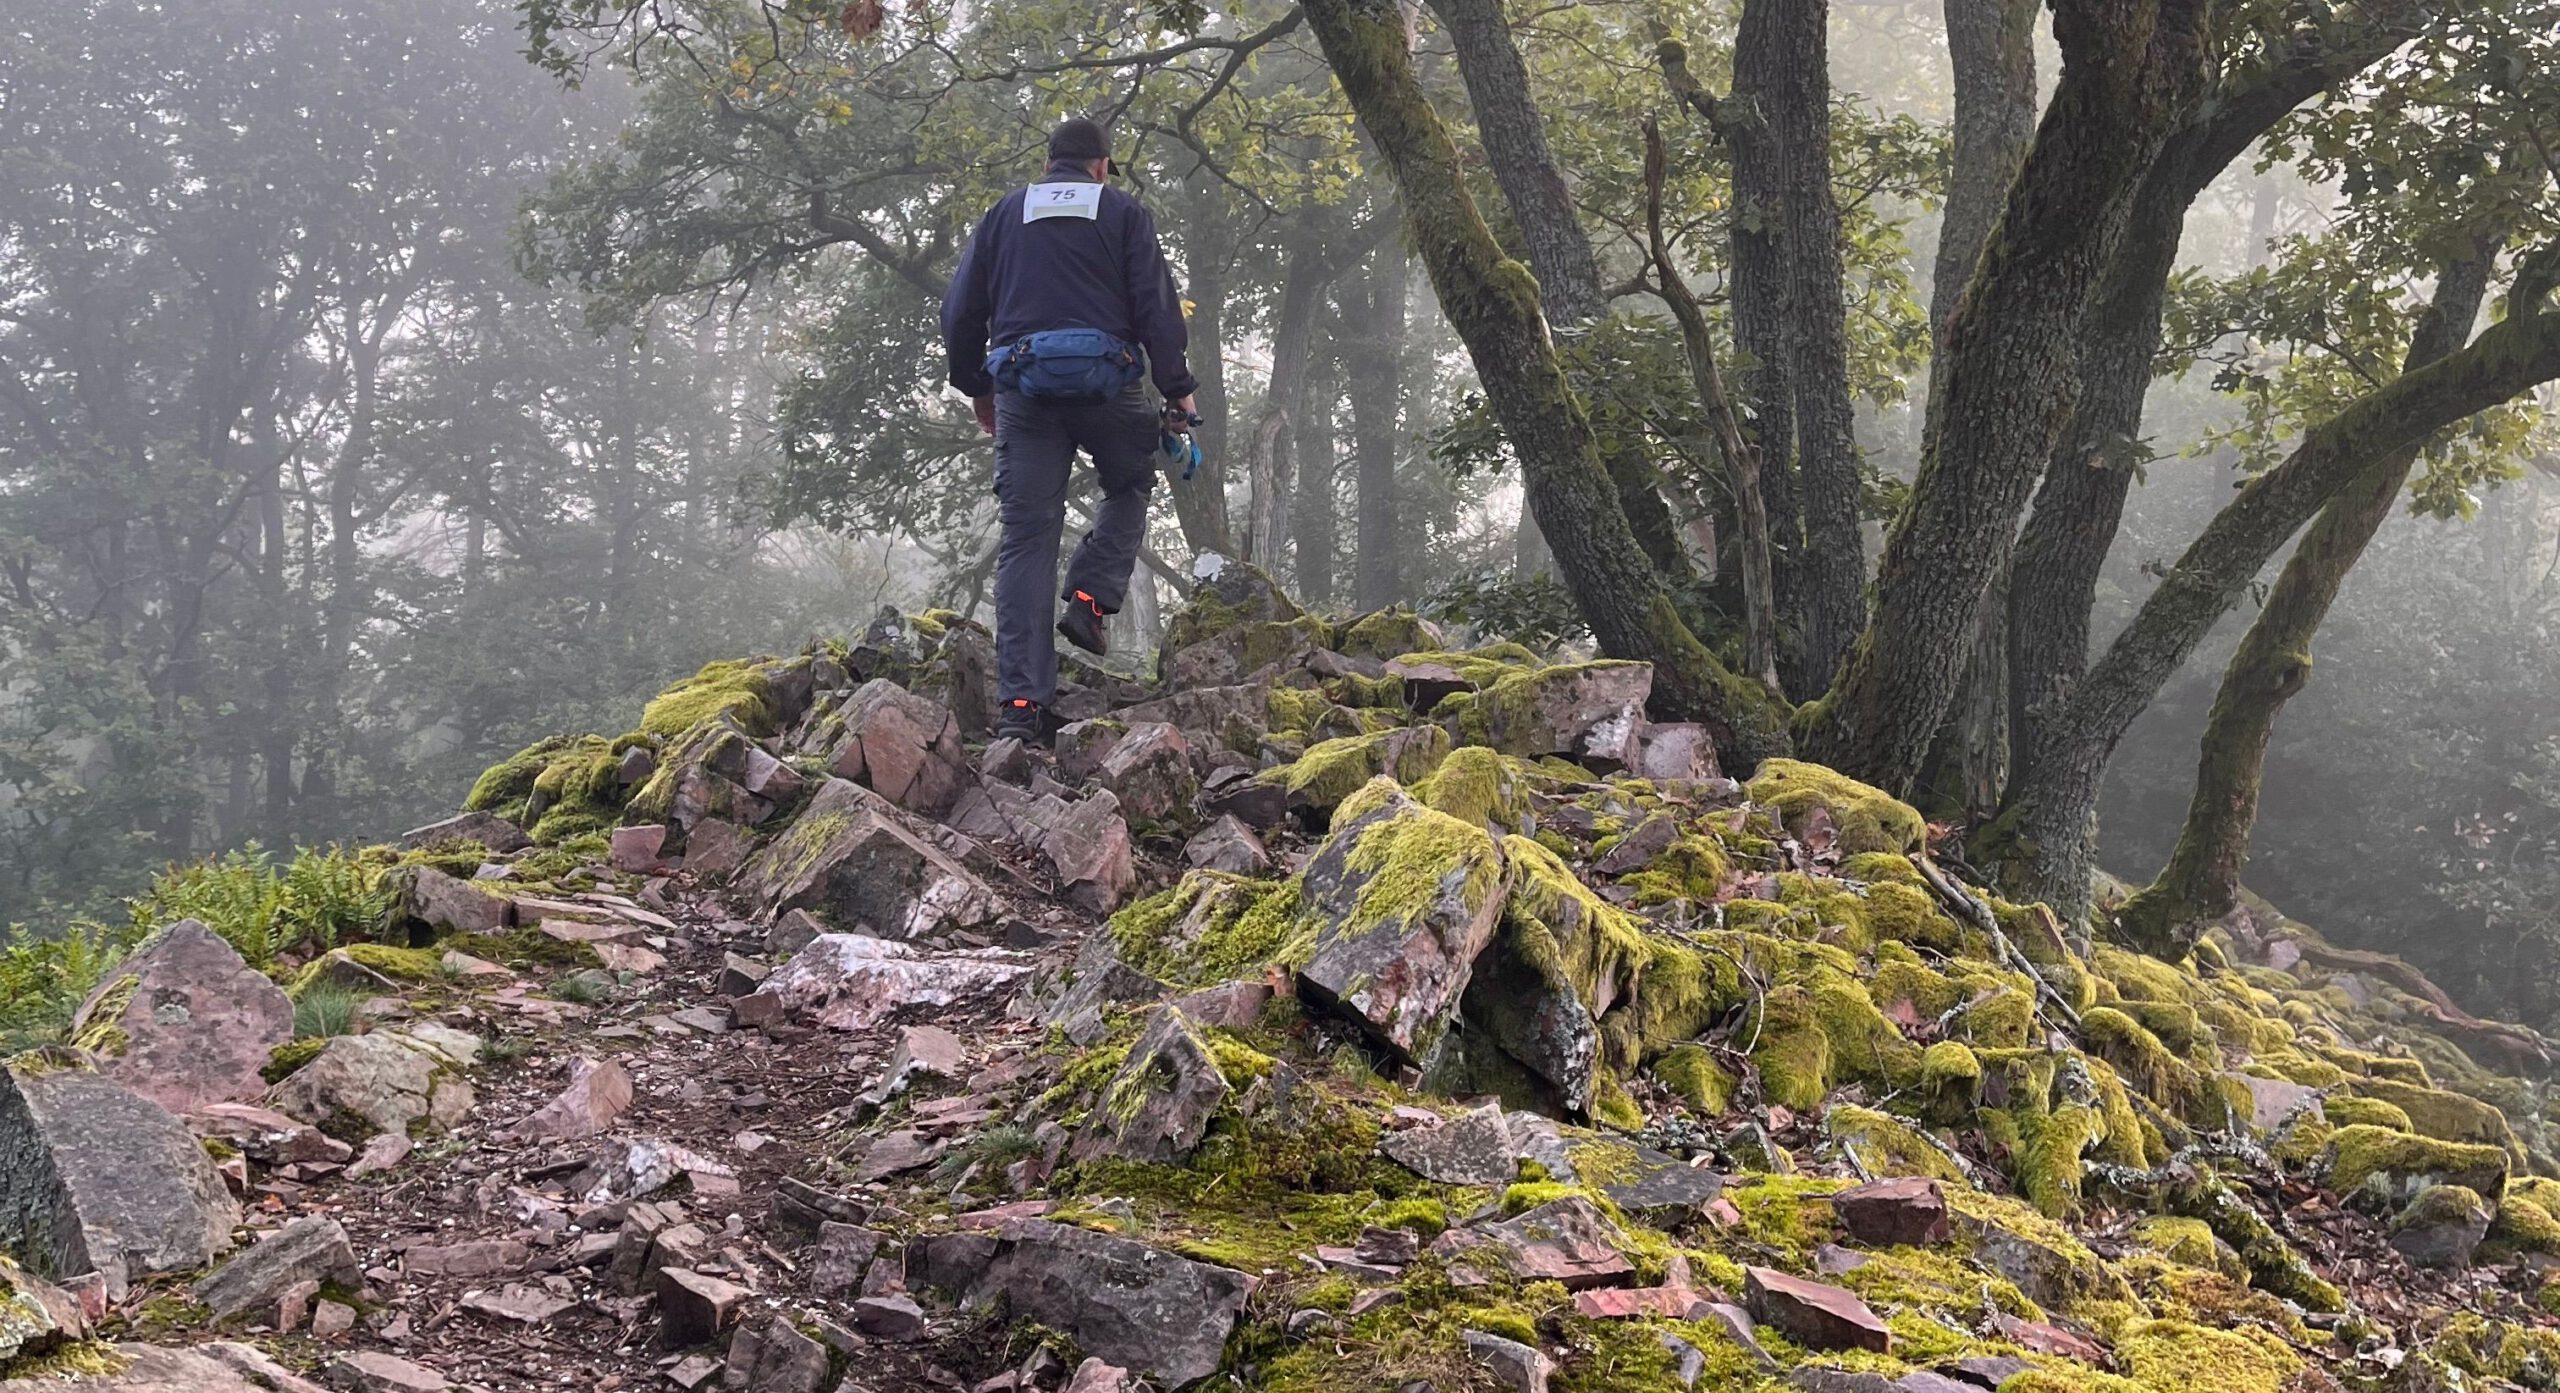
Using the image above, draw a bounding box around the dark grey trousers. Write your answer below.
[993,385,1158,706]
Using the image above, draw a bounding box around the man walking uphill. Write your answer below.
[941,116,1199,746]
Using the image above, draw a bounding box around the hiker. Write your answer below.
[940,116,1199,746]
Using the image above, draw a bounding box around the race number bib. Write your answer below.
[1024,182,1103,222]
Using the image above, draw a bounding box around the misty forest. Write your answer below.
[1,0,2559,1389]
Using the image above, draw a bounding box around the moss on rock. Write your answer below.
[1747,759,1927,856]
[639,658,778,739]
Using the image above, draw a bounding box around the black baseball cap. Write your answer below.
[1047,117,1122,175]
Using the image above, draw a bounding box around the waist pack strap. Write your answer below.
[988,328,1143,401]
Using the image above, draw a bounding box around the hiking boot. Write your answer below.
[1057,589,1110,658]
[997,698,1055,747]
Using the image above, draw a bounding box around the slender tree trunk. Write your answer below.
[1916,0,2036,819]
[1795,0,2219,791]
[1434,0,1690,583]
[1172,179,1238,558]
[1305,0,1792,766]
[1991,252,2560,917]
[1702,23,1811,691]
[1352,238,1410,609]
[1293,343,1343,603]
[2113,251,2492,954]
[1248,229,1328,568]
[1763,0,1867,692]
[1644,118,1780,692]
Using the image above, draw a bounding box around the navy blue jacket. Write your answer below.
[940,161,1198,402]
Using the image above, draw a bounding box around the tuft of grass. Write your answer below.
[548,970,613,1005]
[292,982,362,1041]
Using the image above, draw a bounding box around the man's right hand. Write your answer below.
[973,394,997,436]
[1165,394,1198,432]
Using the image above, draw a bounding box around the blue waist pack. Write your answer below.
[987,328,1143,401]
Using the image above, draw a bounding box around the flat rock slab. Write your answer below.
[69,920,293,1116]
[0,1341,330,1393]
[748,934,1030,1032]
[957,1219,1256,1389]
[1,1055,239,1298]
[1745,1266,1892,1354]
[1379,1103,1515,1185]
[329,1349,452,1393]
[193,1216,362,1322]
[1432,1198,1635,1291]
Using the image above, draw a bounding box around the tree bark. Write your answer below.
[1293,339,1343,603]
[1645,118,1780,692]
[1434,0,1690,583]
[1992,246,2560,917]
[1352,237,1409,610]
[2112,250,2492,954]
[1304,0,1792,766]
[1761,0,1867,692]
[1173,178,1240,558]
[2003,11,2438,803]
[1915,0,2036,819]
[1794,0,2219,792]
[1246,229,1328,569]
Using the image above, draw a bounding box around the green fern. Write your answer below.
[0,919,145,1046]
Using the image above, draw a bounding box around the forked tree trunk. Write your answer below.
[1795,0,2219,791]
[1990,249,2560,919]
[1352,238,1409,609]
[2112,251,2492,954]
[1302,0,1792,767]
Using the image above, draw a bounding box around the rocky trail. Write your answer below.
[7,561,2560,1393]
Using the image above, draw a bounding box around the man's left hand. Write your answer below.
[973,394,997,436]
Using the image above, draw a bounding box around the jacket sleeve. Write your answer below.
[940,210,998,398]
[1120,203,1198,401]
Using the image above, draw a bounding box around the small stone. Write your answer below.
[809,1222,883,1297]
[854,1293,931,1342]
[328,1350,452,1393]
[657,1267,749,1349]
[1988,1312,2109,1364]
[346,1133,412,1179]
[506,1058,634,1142]
[461,1284,575,1324]
[1431,1197,1634,1290]
[1182,814,1270,875]
[1946,1355,2033,1389]
[717,953,770,998]
[1745,1266,1892,1353]
[310,1299,356,1339]
[1379,1102,1514,1185]
[1059,1359,1135,1393]
[1832,1177,1951,1247]
[1460,1329,1555,1393]
[194,1216,363,1322]
[405,1240,529,1278]
[1572,1286,1711,1320]
[857,1024,970,1107]
[611,823,669,872]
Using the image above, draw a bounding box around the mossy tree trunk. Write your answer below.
[1793,0,2219,792]
[2003,8,2441,816]
[1244,224,1331,571]
[1432,0,1690,585]
[2113,251,2493,955]
[1301,0,1791,768]
[1991,247,2560,922]
[1913,0,2036,822]
[1755,0,1867,695]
